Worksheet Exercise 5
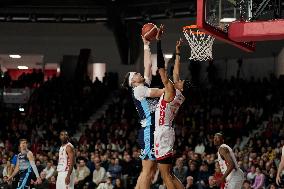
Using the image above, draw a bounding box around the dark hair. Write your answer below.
[48,159,54,164]
[19,139,27,144]
[122,72,131,89]
[243,180,251,184]
[60,130,68,135]
[255,166,262,171]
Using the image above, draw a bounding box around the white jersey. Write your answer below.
[155,89,185,127]
[154,89,185,159]
[217,144,244,182]
[57,142,74,172]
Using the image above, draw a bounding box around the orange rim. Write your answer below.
[183,25,206,35]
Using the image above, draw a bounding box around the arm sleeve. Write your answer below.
[133,86,151,101]
[30,161,40,178]
[157,40,165,69]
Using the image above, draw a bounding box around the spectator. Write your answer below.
[36,159,44,174]
[48,175,56,189]
[34,171,49,189]
[195,140,205,155]
[247,165,257,183]
[188,162,199,182]
[0,158,7,178]
[114,178,125,189]
[252,167,265,189]
[75,159,91,189]
[173,158,188,184]
[108,158,122,179]
[43,160,55,180]
[3,161,13,178]
[243,180,252,189]
[121,154,135,188]
[267,183,277,189]
[89,162,106,189]
[213,163,225,189]
[196,162,210,189]
[207,176,218,189]
[265,167,277,187]
[87,154,97,173]
[97,175,113,189]
[186,176,196,189]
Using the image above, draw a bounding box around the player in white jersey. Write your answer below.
[213,133,244,189]
[56,130,75,189]
[154,35,188,189]
[276,145,284,186]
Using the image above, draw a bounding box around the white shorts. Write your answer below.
[154,126,175,159]
[56,171,75,189]
[225,170,244,189]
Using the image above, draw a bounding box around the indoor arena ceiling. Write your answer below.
[0,0,197,23]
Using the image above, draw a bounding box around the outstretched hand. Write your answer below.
[176,38,182,54]
[156,24,164,40]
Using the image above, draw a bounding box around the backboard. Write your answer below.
[197,0,256,52]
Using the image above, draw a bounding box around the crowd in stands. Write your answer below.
[0,69,44,88]
[0,66,283,189]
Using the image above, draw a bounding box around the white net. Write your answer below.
[183,26,215,61]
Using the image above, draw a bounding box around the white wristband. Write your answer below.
[144,45,150,50]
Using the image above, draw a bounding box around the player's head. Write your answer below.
[19,139,28,151]
[213,133,224,146]
[174,80,191,95]
[60,130,69,144]
[122,72,145,88]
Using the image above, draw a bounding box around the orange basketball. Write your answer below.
[141,23,158,41]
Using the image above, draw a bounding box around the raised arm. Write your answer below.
[156,26,174,102]
[143,25,164,85]
[143,37,152,85]
[173,39,182,83]
[157,39,170,88]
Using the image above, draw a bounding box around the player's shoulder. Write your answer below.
[27,150,34,157]
[219,145,230,153]
[133,85,148,99]
[66,142,74,149]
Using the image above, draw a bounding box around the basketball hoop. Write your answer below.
[183,25,215,61]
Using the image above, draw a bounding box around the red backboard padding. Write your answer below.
[229,19,284,42]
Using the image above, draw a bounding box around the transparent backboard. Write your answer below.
[197,0,256,52]
[205,0,253,32]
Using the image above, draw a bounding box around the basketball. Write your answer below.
[141,23,158,41]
